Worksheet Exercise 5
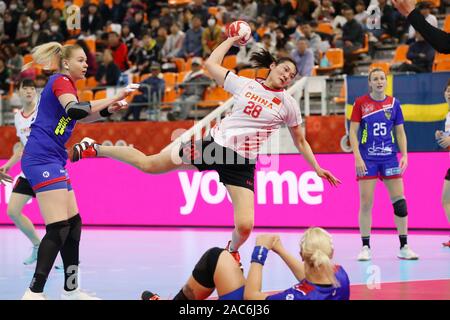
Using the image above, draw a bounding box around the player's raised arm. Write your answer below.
[204,36,241,86]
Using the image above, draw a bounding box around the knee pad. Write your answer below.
[67,214,82,242]
[192,247,224,289]
[393,199,408,217]
[44,220,70,247]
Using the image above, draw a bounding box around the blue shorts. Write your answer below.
[357,158,402,181]
[22,162,73,193]
[218,286,244,300]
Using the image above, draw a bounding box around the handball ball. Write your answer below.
[227,20,252,46]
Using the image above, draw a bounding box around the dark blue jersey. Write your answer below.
[266,265,350,300]
[24,74,78,165]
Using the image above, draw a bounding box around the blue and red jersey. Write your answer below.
[351,94,404,162]
[24,73,78,165]
[266,265,350,300]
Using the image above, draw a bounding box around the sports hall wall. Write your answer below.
[0,73,448,229]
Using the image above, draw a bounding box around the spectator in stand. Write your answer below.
[135,31,162,75]
[275,26,288,50]
[190,0,210,26]
[167,57,212,121]
[376,0,397,40]
[5,45,22,83]
[81,3,105,36]
[36,9,50,33]
[312,0,336,22]
[24,0,37,20]
[149,17,161,39]
[47,20,64,43]
[161,23,185,60]
[2,10,17,44]
[407,1,437,43]
[122,62,166,121]
[95,49,121,86]
[156,26,168,49]
[108,31,129,72]
[284,16,299,40]
[50,8,68,39]
[257,0,276,21]
[241,0,258,20]
[273,0,295,25]
[97,0,111,22]
[300,21,322,63]
[16,12,33,47]
[111,0,127,24]
[180,8,194,33]
[202,17,223,58]
[395,33,435,73]
[159,4,175,30]
[354,0,369,26]
[129,10,146,40]
[0,58,11,94]
[121,23,136,50]
[29,20,49,48]
[334,6,364,74]
[76,39,98,78]
[291,38,315,77]
[178,15,204,59]
[296,0,317,21]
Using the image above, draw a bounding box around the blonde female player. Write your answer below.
[71,35,341,269]
[20,42,137,300]
[142,228,350,301]
[349,68,419,261]
[435,79,450,247]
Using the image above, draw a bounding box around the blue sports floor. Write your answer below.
[0,226,449,300]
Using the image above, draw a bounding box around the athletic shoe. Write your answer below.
[23,244,39,265]
[70,137,99,162]
[397,245,419,260]
[442,240,450,247]
[226,241,243,272]
[61,288,101,300]
[22,288,48,300]
[357,245,371,261]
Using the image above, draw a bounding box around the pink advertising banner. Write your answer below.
[0,153,448,229]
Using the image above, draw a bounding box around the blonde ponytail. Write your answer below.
[22,42,82,72]
[300,227,339,287]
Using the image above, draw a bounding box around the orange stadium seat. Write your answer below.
[75,79,86,90]
[23,54,33,65]
[391,45,410,64]
[433,53,450,71]
[51,0,65,10]
[369,61,391,75]
[197,87,231,108]
[434,60,450,72]
[352,34,369,55]
[79,90,93,102]
[85,39,96,53]
[85,77,98,89]
[172,58,186,72]
[238,68,256,79]
[256,68,270,79]
[317,49,344,73]
[333,84,346,105]
[316,23,334,35]
[94,89,107,100]
[444,15,450,33]
[161,88,178,110]
[162,72,177,88]
[140,73,151,82]
[222,55,237,70]
[177,71,189,83]
[208,6,218,16]
[168,0,193,6]
[417,0,440,7]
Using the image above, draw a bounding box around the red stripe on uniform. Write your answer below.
[356,176,378,181]
[33,176,68,191]
[381,174,402,180]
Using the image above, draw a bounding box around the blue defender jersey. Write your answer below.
[351,94,404,162]
[24,74,78,165]
[266,265,350,300]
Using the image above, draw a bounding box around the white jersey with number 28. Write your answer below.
[211,72,302,159]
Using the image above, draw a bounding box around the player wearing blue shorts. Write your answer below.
[349,68,418,261]
[20,42,137,300]
[435,79,450,247]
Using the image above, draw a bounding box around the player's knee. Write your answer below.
[192,247,223,289]
[236,219,254,237]
[393,198,408,218]
[6,206,21,220]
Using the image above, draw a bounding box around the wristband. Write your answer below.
[100,108,113,117]
[251,246,269,266]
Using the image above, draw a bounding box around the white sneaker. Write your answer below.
[398,245,419,260]
[357,246,371,261]
[23,244,39,265]
[22,288,48,300]
[61,288,101,300]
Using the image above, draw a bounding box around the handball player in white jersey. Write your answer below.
[71,35,341,267]
[0,79,42,264]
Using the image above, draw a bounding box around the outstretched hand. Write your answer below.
[0,170,13,185]
[391,0,415,17]
[108,100,129,113]
[316,167,341,187]
[115,84,140,101]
